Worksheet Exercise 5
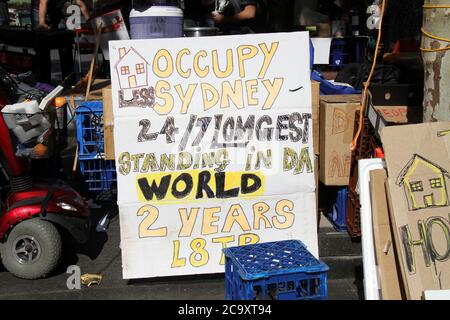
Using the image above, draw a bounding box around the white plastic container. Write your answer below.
[2,101,51,144]
[130,5,183,39]
[93,9,130,60]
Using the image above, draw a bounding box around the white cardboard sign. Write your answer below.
[109,32,318,279]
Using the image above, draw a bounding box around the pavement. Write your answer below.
[0,203,362,300]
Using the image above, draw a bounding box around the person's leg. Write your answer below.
[30,1,50,81]
[121,0,133,31]
[34,40,52,83]
[48,10,63,30]
[31,0,41,29]
[0,1,9,27]
[34,11,72,82]
[58,45,74,81]
[49,12,74,81]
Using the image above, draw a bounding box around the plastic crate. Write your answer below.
[347,188,361,237]
[75,101,104,157]
[347,111,379,238]
[79,157,117,192]
[223,240,329,300]
[325,187,348,232]
[330,39,348,67]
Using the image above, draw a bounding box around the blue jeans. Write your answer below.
[31,8,39,28]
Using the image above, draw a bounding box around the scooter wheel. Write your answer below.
[0,219,62,279]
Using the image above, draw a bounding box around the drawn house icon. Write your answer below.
[396,154,450,211]
[115,47,149,90]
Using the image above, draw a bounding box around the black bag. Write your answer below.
[335,63,401,91]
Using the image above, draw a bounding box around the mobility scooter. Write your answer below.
[0,70,92,279]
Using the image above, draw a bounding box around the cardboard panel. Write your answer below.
[113,110,315,205]
[311,80,320,155]
[382,122,450,300]
[311,80,320,106]
[370,169,403,300]
[119,193,318,279]
[319,95,360,186]
[102,88,115,160]
[109,32,312,118]
[109,32,318,279]
[315,154,319,213]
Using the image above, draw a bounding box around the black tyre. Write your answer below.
[0,219,62,279]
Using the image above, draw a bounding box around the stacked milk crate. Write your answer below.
[75,101,117,195]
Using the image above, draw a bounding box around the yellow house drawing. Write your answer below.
[396,154,450,211]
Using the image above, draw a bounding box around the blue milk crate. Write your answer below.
[325,187,348,232]
[79,157,117,192]
[223,240,329,300]
[330,39,348,67]
[75,101,104,157]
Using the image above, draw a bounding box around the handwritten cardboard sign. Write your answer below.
[382,122,450,299]
[109,32,318,279]
[319,95,360,186]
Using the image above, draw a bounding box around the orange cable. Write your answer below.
[351,0,386,151]
[422,4,450,9]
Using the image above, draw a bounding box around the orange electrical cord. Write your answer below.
[350,0,386,151]
[422,4,450,9]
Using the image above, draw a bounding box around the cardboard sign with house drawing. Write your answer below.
[382,122,450,300]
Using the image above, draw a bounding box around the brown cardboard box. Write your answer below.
[311,80,320,106]
[368,104,422,139]
[382,122,450,300]
[314,154,319,208]
[367,89,422,140]
[370,169,403,300]
[315,154,320,228]
[102,88,115,160]
[319,94,360,186]
[311,80,320,155]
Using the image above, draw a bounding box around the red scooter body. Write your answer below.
[0,181,91,243]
